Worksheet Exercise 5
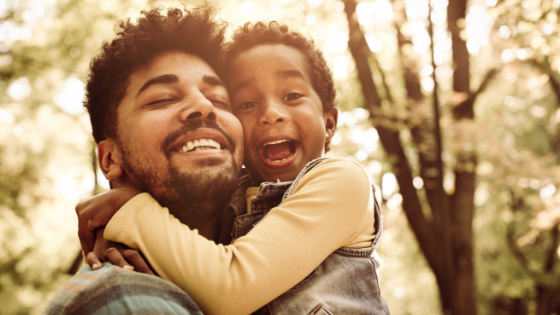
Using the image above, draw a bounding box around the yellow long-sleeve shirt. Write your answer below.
[105,158,375,315]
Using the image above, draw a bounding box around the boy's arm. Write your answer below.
[76,184,142,256]
[104,158,375,315]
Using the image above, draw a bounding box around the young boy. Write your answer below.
[81,21,389,315]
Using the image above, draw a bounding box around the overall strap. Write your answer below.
[370,183,383,248]
[281,157,330,202]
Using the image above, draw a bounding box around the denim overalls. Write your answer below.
[231,158,390,315]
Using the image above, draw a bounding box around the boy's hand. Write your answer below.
[87,228,155,275]
[76,184,142,256]
[104,244,156,275]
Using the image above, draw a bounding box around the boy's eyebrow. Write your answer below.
[230,78,255,96]
[230,70,307,96]
[276,69,307,82]
[137,74,178,97]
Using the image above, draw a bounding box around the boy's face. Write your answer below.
[228,44,337,183]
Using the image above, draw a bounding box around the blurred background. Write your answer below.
[0,0,559,314]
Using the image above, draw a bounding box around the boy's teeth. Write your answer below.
[266,157,288,162]
[178,138,221,152]
[264,139,290,146]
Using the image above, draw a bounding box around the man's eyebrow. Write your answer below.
[203,75,227,88]
[137,74,179,97]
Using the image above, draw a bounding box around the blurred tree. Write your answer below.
[476,1,560,314]
[339,0,560,314]
[341,0,486,313]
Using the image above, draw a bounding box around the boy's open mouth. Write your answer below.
[259,139,298,166]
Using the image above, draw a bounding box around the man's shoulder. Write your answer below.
[46,263,202,315]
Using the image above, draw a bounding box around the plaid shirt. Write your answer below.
[45,263,203,315]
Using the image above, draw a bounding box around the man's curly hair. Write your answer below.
[85,5,227,144]
[224,21,337,151]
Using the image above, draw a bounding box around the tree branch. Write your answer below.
[472,68,499,101]
[343,0,439,273]
[527,58,560,107]
[452,68,498,119]
[391,2,440,224]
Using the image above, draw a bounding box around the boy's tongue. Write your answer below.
[264,142,292,161]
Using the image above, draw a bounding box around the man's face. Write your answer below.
[113,50,244,216]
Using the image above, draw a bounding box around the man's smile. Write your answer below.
[176,138,221,152]
[168,127,232,159]
[162,116,239,160]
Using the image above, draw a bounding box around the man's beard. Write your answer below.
[155,161,238,224]
[117,121,240,225]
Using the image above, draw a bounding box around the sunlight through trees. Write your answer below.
[0,0,559,314]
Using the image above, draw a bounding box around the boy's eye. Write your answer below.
[238,101,257,110]
[283,93,303,101]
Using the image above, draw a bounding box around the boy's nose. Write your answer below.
[258,101,287,126]
[179,90,217,122]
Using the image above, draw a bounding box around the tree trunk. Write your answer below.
[448,0,478,313]
[342,0,480,314]
[449,171,476,315]
[536,223,560,314]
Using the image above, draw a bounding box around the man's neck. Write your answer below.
[168,203,220,241]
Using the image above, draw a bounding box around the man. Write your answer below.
[46,6,246,314]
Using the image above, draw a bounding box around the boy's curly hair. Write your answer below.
[85,5,227,144]
[224,21,337,151]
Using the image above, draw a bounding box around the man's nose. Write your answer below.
[179,90,217,122]
[258,99,287,126]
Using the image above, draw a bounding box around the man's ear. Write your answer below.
[325,107,338,139]
[97,139,124,181]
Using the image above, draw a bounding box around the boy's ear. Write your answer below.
[325,107,338,139]
[97,139,124,181]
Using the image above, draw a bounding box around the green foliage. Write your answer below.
[474,63,560,313]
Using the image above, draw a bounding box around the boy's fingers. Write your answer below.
[86,251,103,270]
[76,186,143,256]
[105,247,134,271]
[122,249,155,275]
[79,236,93,258]
[76,203,96,255]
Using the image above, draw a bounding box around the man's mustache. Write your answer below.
[162,120,237,157]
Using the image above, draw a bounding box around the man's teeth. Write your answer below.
[264,139,290,146]
[179,138,221,153]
